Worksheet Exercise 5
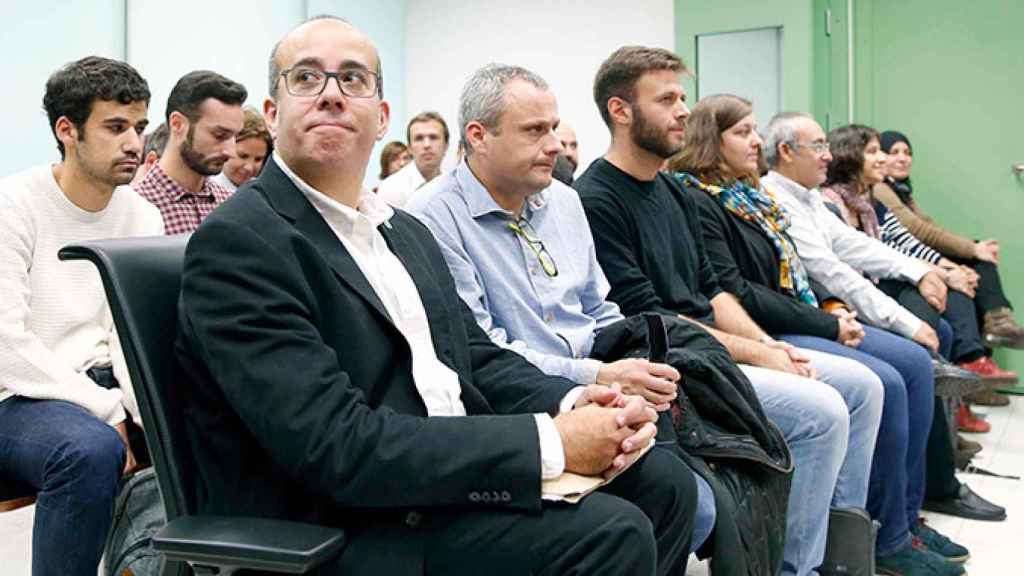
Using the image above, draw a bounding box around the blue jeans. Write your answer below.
[691,473,715,554]
[739,358,881,576]
[0,372,126,576]
[779,326,935,557]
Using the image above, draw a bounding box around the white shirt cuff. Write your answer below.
[902,259,931,284]
[559,386,587,414]
[534,413,565,480]
[576,358,603,385]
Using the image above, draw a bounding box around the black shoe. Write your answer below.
[931,356,985,397]
[922,483,1007,521]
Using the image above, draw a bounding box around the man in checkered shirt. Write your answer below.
[134,70,247,235]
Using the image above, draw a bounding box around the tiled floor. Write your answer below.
[685,395,1024,576]
[2,396,1021,575]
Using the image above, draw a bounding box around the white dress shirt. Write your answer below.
[273,153,567,483]
[376,161,428,208]
[211,172,238,192]
[764,170,928,338]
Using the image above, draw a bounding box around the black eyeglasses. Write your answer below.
[508,219,558,277]
[279,67,380,98]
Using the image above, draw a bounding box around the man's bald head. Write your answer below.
[267,15,383,99]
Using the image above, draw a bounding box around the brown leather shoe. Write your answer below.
[983,307,1024,349]
[966,387,1011,406]
[957,434,983,457]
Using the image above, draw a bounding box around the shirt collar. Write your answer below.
[766,170,813,203]
[149,163,217,201]
[273,151,394,231]
[398,160,427,188]
[456,159,550,221]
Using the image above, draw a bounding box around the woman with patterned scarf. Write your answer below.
[669,94,972,575]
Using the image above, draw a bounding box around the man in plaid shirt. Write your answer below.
[134,70,246,235]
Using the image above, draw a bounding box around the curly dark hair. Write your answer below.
[824,124,879,188]
[165,70,247,125]
[43,56,151,159]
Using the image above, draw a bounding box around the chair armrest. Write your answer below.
[153,515,345,574]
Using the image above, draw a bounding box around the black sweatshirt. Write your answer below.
[575,158,721,324]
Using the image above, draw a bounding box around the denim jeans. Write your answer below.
[779,326,935,557]
[739,352,883,576]
[691,473,715,554]
[0,367,126,576]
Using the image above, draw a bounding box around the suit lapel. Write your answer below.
[257,157,394,327]
[379,223,453,362]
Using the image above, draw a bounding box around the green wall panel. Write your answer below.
[854,0,1024,371]
[675,0,815,113]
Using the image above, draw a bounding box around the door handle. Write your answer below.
[1014,163,1024,175]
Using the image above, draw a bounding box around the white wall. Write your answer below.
[127,1,304,126]
[4,1,673,184]
[404,0,676,175]
[2,1,408,189]
[6,1,126,177]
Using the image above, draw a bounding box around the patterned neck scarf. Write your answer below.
[676,172,818,306]
[821,182,880,240]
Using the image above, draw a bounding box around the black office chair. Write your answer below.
[0,477,36,513]
[60,236,345,575]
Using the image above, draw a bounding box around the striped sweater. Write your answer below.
[878,205,942,264]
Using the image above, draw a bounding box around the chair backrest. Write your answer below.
[59,235,194,521]
[0,477,36,512]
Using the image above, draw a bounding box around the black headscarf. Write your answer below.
[880,130,913,203]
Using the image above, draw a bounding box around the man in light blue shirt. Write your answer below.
[411,63,715,554]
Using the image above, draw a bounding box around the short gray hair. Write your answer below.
[459,64,549,156]
[763,111,813,168]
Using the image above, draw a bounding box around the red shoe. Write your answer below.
[958,356,1019,385]
[957,403,991,434]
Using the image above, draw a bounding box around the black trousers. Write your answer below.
[925,398,961,501]
[956,258,1013,314]
[329,445,697,576]
[876,279,986,363]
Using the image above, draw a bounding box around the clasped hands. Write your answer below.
[554,383,661,480]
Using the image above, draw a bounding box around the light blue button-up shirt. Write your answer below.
[411,160,623,385]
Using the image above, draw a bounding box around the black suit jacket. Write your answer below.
[175,157,577,559]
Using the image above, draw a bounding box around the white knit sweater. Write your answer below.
[0,165,164,424]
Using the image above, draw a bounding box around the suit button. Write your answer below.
[501,490,511,502]
[469,491,481,503]
[405,511,422,527]
[481,492,493,503]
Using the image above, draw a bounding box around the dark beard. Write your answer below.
[180,125,224,176]
[74,143,134,187]
[631,106,682,160]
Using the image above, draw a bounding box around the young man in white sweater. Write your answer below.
[0,56,163,576]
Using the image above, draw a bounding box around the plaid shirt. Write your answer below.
[133,164,233,235]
